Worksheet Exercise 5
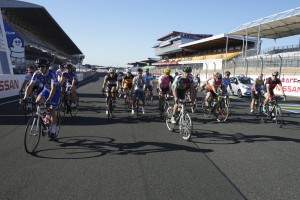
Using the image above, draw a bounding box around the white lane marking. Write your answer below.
[0,99,18,106]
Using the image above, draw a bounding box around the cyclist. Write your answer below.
[22,57,60,139]
[222,71,234,94]
[56,63,65,82]
[171,66,195,124]
[250,73,265,113]
[122,68,135,99]
[263,71,285,113]
[158,68,174,110]
[19,65,43,95]
[204,72,223,106]
[102,68,119,114]
[132,68,146,115]
[60,64,78,108]
[142,68,154,101]
[116,70,124,97]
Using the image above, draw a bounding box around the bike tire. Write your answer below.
[215,101,229,122]
[55,110,61,139]
[201,101,211,117]
[274,106,283,128]
[107,98,113,120]
[165,107,175,132]
[135,99,139,119]
[24,116,41,154]
[179,112,193,140]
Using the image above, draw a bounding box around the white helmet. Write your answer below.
[126,68,131,73]
[108,68,115,73]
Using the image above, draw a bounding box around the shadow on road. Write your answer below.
[30,135,213,159]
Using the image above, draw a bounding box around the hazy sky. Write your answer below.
[22,0,300,67]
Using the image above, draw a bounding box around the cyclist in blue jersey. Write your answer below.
[23,57,61,139]
[221,71,233,95]
[250,73,265,113]
[132,68,146,115]
[60,64,78,108]
[142,68,154,100]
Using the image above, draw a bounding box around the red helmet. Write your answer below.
[66,64,72,69]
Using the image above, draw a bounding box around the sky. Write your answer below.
[22,0,300,67]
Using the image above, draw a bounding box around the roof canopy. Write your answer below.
[157,31,212,41]
[179,33,256,51]
[230,7,300,39]
[0,0,83,55]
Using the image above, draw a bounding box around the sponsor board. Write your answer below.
[0,74,25,98]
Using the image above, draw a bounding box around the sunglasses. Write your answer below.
[38,65,46,68]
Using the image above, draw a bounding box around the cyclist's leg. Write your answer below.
[250,91,256,112]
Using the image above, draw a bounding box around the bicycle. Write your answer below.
[159,91,170,119]
[259,96,285,128]
[59,89,79,119]
[165,99,193,141]
[132,90,144,119]
[24,103,61,154]
[124,89,133,112]
[201,93,229,122]
[102,90,116,120]
[144,87,153,105]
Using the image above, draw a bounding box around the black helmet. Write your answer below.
[137,68,143,72]
[215,72,222,79]
[225,71,230,76]
[35,57,49,67]
[182,65,192,73]
[59,63,65,68]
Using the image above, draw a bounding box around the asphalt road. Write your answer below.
[0,72,299,200]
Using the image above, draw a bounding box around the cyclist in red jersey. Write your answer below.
[263,71,285,112]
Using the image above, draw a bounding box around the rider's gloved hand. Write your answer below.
[20,98,27,105]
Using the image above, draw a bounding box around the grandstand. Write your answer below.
[0,0,84,74]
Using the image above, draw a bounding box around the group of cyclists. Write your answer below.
[101,65,286,122]
[20,57,78,139]
[20,57,286,138]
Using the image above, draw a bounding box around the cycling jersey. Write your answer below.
[133,76,145,91]
[222,77,231,90]
[266,77,281,91]
[206,77,222,91]
[104,74,118,87]
[24,72,42,89]
[158,75,173,89]
[142,73,153,86]
[252,78,265,92]
[172,75,193,90]
[117,74,123,82]
[62,71,78,87]
[193,77,200,87]
[31,69,60,107]
[123,74,134,85]
[56,69,65,81]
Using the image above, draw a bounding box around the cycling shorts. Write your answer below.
[40,87,60,108]
[133,90,144,99]
[123,83,132,89]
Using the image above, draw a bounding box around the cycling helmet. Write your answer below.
[175,72,179,76]
[59,63,65,68]
[215,72,222,79]
[163,68,171,74]
[137,68,143,72]
[108,68,116,73]
[66,64,73,69]
[35,57,49,67]
[272,71,279,76]
[225,71,231,76]
[182,66,192,73]
[145,68,149,72]
[126,68,131,73]
[115,69,119,73]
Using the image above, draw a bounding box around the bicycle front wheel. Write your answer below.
[165,107,175,132]
[274,106,283,128]
[179,112,193,140]
[215,103,229,122]
[24,116,41,154]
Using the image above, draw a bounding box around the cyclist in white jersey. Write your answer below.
[132,68,146,115]
[56,64,65,82]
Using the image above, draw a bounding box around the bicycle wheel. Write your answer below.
[201,101,211,117]
[165,107,175,132]
[70,96,79,117]
[55,110,61,139]
[274,106,283,128]
[107,98,113,120]
[24,116,41,154]
[215,101,229,122]
[135,99,139,119]
[179,112,193,140]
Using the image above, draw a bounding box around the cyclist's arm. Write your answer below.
[48,82,57,102]
[60,76,66,87]
[266,84,271,96]
[23,81,35,99]
[102,80,107,90]
[20,80,28,91]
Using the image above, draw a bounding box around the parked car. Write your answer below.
[230,76,254,98]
